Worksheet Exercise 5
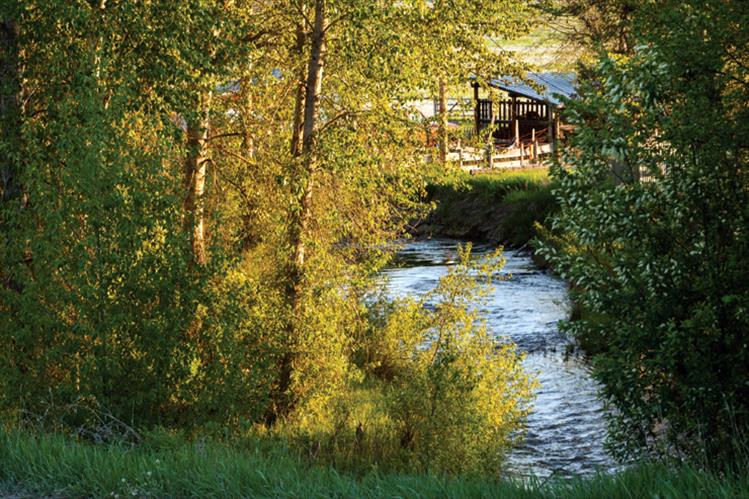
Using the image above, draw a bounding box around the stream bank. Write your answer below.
[414,171,610,364]
[414,169,558,251]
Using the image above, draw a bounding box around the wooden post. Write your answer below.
[514,119,520,147]
[555,113,561,141]
[547,104,554,147]
[438,79,448,164]
[473,82,480,136]
[531,128,536,160]
[519,140,524,167]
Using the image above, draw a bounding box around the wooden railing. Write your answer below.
[476,98,554,143]
[476,98,550,123]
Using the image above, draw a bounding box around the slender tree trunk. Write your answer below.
[1,17,21,205]
[289,3,307,157]
[268,0,326,424]
[293,0,326,276]
[183,91,212,265]
[240,79,255,160]
[94,0,107,83]
[438,78,448,164]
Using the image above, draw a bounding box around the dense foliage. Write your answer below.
[540,0,749,462]
[0,0,535,476]
[353,246,534,474]
[0,0,230,427]
[539,0,641,57]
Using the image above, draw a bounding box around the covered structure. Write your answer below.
[473,72,577,147]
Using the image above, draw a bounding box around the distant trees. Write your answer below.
[540,0,749,463]
[539,0,641,56]
[403,0,533,163]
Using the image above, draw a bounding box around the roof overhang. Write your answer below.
[483,73,577,107]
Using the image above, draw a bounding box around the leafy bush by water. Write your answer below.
[279,245,535,476]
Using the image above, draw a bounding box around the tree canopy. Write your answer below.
[0,0,535,475]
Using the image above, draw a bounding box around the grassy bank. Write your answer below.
[419,168,557,248]
[2,430,749,498]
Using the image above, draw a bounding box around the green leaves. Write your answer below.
[539,0,749,465]
[3,1,538,469]
[353,246,534,475]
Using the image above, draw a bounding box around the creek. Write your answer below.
[383,238,617,478]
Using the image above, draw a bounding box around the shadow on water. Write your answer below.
[382,238,618,478]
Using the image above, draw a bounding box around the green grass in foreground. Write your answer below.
[2,430,748,498]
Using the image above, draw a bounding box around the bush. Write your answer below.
[299,245,536,476]
[381,245,534,475]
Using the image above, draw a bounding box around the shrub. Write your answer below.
[538,13,749,464]
[384,246,533,474]
[304,245,536,476]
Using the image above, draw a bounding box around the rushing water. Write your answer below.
[383,238,617,478]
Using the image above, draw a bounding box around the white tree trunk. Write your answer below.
[270,0,327,424]
[290,10,307,157]
[183,92,212,265]
[292,0,326,273]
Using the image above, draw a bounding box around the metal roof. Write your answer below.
[488,73,577,106]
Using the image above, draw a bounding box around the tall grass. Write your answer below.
[0,429,540,498]
[428,168,550,202]
[2,429,748,498]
